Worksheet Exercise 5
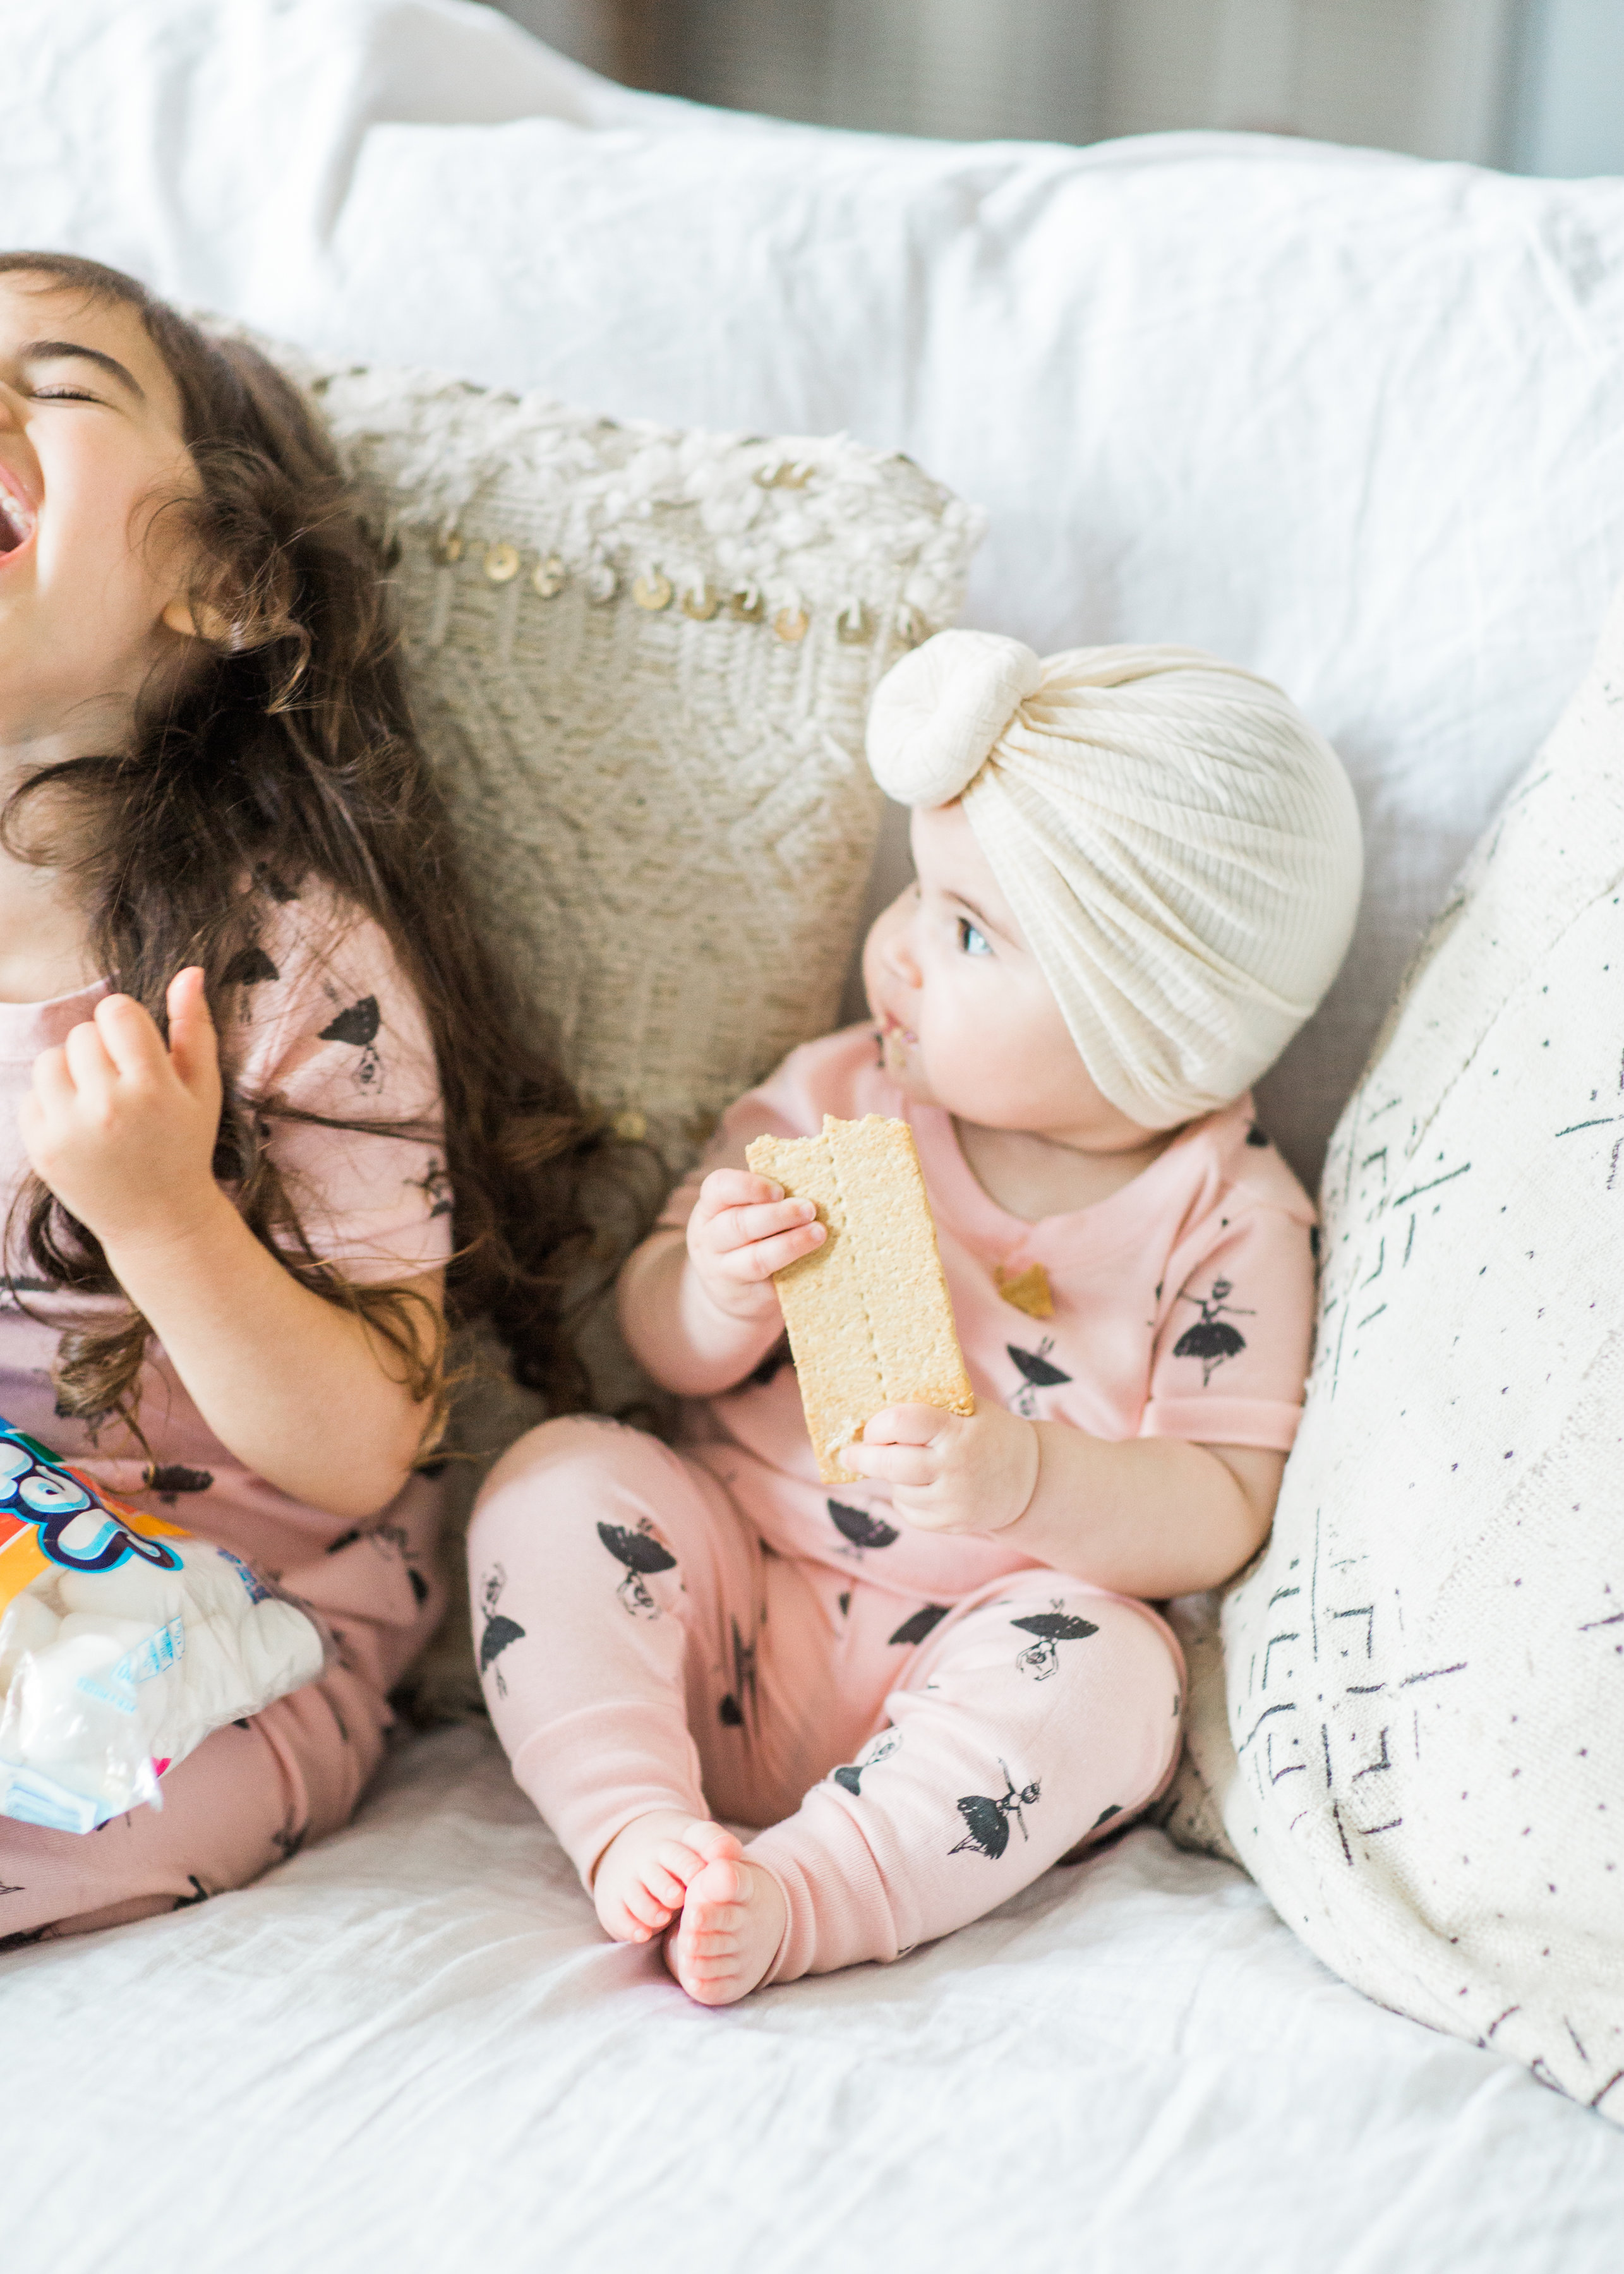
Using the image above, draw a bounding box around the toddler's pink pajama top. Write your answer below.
[0,883,450,1946]
[472,1025,1318,1982]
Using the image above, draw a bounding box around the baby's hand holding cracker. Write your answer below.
[687,1167,825,1325]
[745,1114,977,1482]
[843,1400,1039,1536]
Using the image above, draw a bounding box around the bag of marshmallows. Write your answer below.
[0,1419,328,1832]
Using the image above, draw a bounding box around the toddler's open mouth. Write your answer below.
[0,474,36,556]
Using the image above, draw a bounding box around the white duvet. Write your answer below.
[11,1725,1624,2274]
[8,1,1624,2259]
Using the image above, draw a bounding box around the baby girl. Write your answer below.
[471,630,1362,2003]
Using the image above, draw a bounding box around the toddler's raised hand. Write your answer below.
[686,1167,824,1325]
[841,1400,1040,1536]
[20,967,224,1258]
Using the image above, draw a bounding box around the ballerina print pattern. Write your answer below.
[465,1026,1317,1986]
[654,1028,1317,1616]
[0,877,452,1941]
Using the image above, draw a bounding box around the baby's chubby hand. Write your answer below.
[685,1168,825,1325]
[840,1400,1040,1536]
[19,968,226,1258]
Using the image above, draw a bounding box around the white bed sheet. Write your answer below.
[10,1724,1623,2274]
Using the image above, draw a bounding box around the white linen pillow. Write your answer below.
[1174,584,1624,2121]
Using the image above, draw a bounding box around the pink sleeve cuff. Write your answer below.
[1139,1395,1303,1453]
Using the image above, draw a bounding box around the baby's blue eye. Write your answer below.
[957,918,991,958]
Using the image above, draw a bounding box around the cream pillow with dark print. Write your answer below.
[1172,582,1624,2122]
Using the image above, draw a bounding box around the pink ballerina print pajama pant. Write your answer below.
[0,1489,443,1949]
[469,1417,1186,1982]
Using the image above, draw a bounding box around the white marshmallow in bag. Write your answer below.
[0,1589,59,1688]
[0,1431,331,1831]
[247,1596,327,1695]
[57,1613,153,1654]
[58,1561,186,1626]
[4,1631,156,1820]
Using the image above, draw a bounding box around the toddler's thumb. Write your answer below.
[166,967,219,1097]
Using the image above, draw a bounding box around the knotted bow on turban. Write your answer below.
[865,630,1362,1131]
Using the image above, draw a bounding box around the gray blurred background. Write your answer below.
[495,0,1623,174]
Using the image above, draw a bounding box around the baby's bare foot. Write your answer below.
[663,1853,787,2006]
[592,1812,740,1944]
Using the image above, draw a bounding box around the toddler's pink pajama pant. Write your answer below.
[469,1417,1185,1982]
[0,1481,442,1949]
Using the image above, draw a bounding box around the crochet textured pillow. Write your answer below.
[255,339,982,1159]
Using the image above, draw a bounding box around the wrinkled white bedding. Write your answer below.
[12,1725,1624,2274]
[8,1,1624,2258]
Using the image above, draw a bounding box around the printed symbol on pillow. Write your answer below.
[1172,1278,1254,1385]
[1011,1601,1099,1680]
[833,1729,900,1795]
[826,1498,899,1556]
[717,1613,759,1729]
[950,1761,1042,1860]
[1007,1337,1072,1418]
[477,1564,526,1697]
[597,1517,678,1617]
[318,994,382,1088]
[172,1875,212,1910]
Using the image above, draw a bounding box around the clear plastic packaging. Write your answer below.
[0,1420,329,1832]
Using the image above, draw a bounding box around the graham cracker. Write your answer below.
[746,1113,975,1484]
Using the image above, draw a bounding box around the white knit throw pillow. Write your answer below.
[275,352,980,1152]
[1174,583,1624,2121]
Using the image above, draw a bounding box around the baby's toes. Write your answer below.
[680,1920,743,1958]
[682,1820,745,1869]
[643,1849,697,1906]
[689,1857,747,1915]
[618,1880,678,1935]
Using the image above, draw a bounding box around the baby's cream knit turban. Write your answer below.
[865,630,1362,1131]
